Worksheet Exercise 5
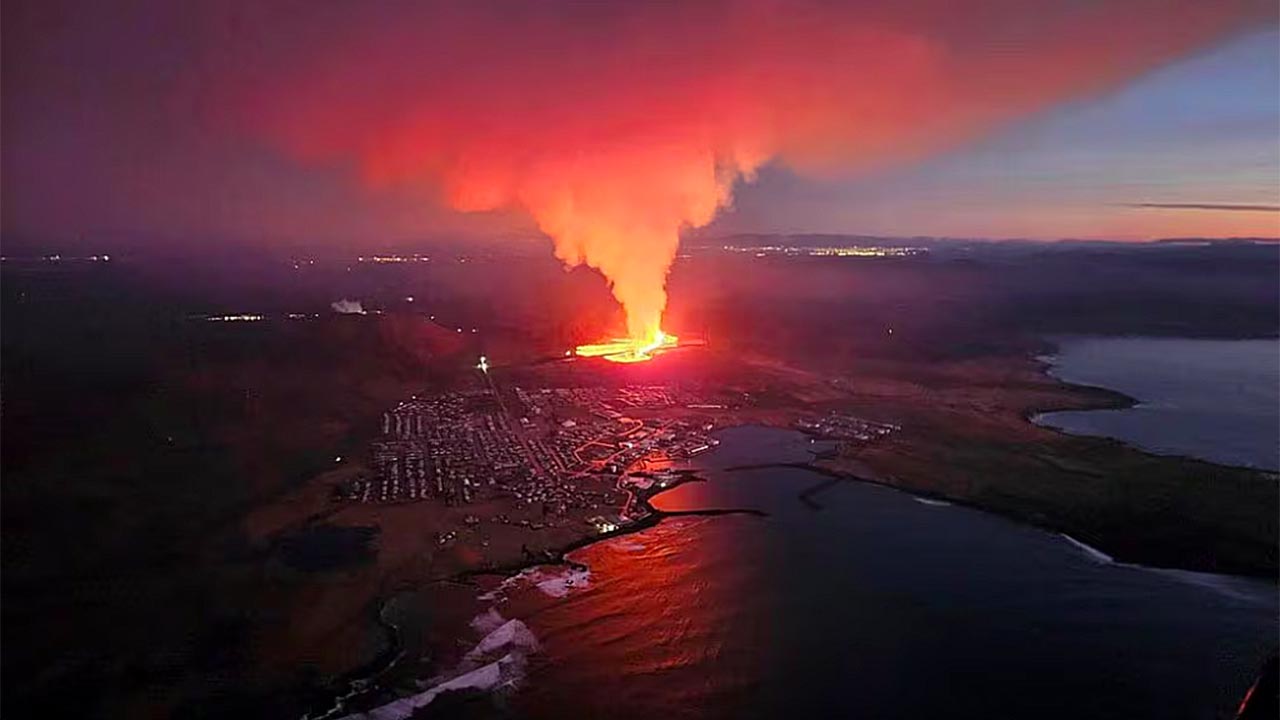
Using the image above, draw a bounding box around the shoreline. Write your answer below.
[1028,340,1280,474]
[724,457,1278,582]
[306,343,1278,716]
[307,469,769,719]
[303,600,404,720]
[452,471,768,582]
[1027,406,1280,474]
[333,419,1276,719]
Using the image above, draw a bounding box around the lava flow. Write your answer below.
[576,330,678,364]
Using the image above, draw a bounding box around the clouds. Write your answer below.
[1123,203,1280,212]
[3,0,1274,255]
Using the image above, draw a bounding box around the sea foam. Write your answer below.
[1058,533,1115,564]
[1057,533,1272,606]
[340,618,538,720]
[469,607,507,634]
[518,566,592,598]
[340,654,520,720]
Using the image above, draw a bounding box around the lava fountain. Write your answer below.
[219,1,1272,366]
[575,329,679,364]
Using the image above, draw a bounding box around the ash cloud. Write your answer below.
[211,0,1269,340]
[5,0,1275,338]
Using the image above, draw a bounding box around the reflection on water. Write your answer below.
[493,426,1276,720]
[1036,337,1280,470]
[505,516,764,719]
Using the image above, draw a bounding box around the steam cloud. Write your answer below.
[331,299,367,315]
[215,0,1270,341]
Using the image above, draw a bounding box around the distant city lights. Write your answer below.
[1,253,112,263]
[721,244,926,258]
[357,254,431,264]
[205,314,265,322]
[195,312,326,323]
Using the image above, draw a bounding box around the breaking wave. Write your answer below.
[480,564,593,603]
[337,561,598,719]
[470,607,507,634]
[1059,533,1115,564]
[1058,533,1272,606]
[339,616,538,720]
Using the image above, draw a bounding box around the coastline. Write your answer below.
[757,345,1279,578]
[1024,348,1138,417]
[721,455,1279,587]
[302,343,1279,718]
[335,416,1277,719]
[1029,338,1280,473]
[453,471,768,581]
[307,468,769,719]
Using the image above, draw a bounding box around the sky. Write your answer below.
[3,0,1277,255]
[711,28,1280,240]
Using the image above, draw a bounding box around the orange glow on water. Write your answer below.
[576,330,678,364]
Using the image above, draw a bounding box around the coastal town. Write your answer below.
[339,379,729,529]
[794,412,901,441]
[329,353,909,557]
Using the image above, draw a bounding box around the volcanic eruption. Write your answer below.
[215,0,1271,360]
[574,330,680,364]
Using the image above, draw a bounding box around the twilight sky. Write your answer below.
[3,0,1277,254]
[714,28,1280,240]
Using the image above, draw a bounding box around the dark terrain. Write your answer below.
[2,237,1277,718]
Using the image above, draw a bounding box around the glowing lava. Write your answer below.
[576,330,678,364]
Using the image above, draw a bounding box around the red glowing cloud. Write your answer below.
[208,0,1270,339]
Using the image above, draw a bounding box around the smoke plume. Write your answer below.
[330,299,367,315]
[213,0,1270,341]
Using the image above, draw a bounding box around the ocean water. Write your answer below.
[432,426,1277,720]
[1035,337,1280,471]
